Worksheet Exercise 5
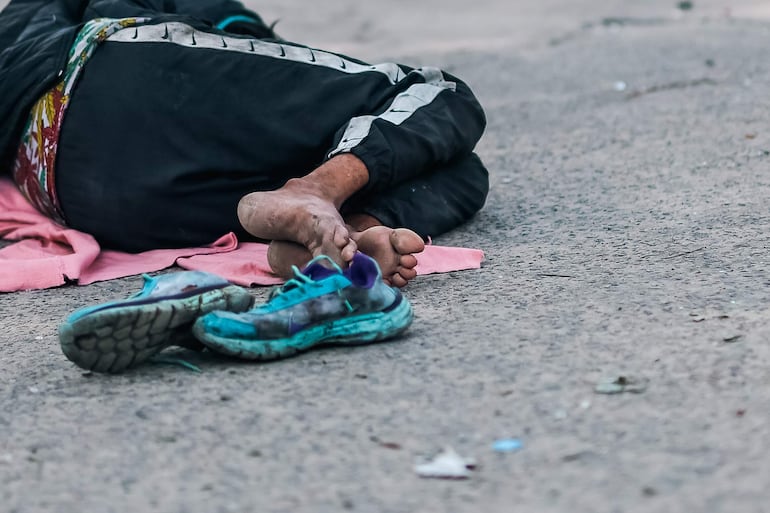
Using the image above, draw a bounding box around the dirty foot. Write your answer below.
[353,226,424,287]
[238,179,357,267]
[267,241,315,279]
[268,226,424,288]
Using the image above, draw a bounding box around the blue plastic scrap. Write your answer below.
[492,438,523,453]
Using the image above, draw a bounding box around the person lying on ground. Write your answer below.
[0,0,489,287]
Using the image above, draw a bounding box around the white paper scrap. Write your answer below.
[414,447,477,479]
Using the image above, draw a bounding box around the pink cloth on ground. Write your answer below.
[0,177,484,292]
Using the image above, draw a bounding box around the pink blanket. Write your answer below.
[0,178,484,292]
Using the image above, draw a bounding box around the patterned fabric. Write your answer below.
[12,18,147,224]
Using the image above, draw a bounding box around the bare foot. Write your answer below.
[238,178,357,267]
[268,226,425,288]
[267,240,314,278]
[353,226,425,287]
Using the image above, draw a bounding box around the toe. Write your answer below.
[397,266,418,281]
[399,254,418,269]
[391,228,425,254]
[323,224,355,265]
[332,223,350,248]
[340,240,358,263]
[390,274,408,288]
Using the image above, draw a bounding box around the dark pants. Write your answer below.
[56,22,489,252]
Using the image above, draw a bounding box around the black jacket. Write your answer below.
[0,0,273,174]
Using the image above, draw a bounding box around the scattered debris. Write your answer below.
[414,447,477,479]
[595,375,649,394]
[551,17,669,46]
[150,355,201,372]
[492,438,524,453]
[736,409,746,417]
[538,273,575,278]
[354,373,368,379]
[613,81,627,92]
[370,436,402,450]
[580,400,592,410]
[745,133,757,139]
[562,450,599,463]
[601,17,667,28]
[640,246,706,260]
[690,312,729,323]
[722,335,742,343]
[28,386,39,394]
[660,247,707,260]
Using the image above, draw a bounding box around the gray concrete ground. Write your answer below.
[2,1,770,511]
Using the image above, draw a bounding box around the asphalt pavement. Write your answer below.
[2,1,770,512]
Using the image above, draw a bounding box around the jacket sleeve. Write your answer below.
[327,66,487,192]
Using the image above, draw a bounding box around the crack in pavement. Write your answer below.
[625,78,717,99]
[549,15,770,48]
[549,17,671,47]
